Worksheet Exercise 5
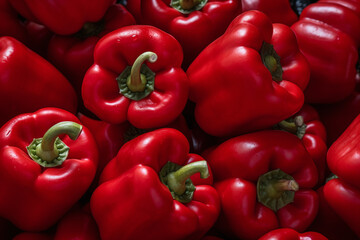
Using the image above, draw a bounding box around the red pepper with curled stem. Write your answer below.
[0,108,98,231]
[91,128,220,240]
[47,4,135,113]
[206,130,319,240]
[81,25,189,129]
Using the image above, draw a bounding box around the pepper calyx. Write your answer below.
[257,169,299,211]
[170,0,208,14]
[260,41,283,82]
[159,160,209,203]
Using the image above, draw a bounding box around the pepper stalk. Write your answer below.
[27,121,83,167]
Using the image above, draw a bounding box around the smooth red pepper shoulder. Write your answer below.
[0,108,98,231]
[82,25,189,129]
[187,10,305,137]
[92,128,220,240]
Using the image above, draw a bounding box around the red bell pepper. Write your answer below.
[315,73,360,146]
[323,178,360,238]
[25,21,52,58]
[324,113,360,237]
[275,104,328,186]
[0,0,28,44]
[82,25,189,129]
[47,4,135,111]
[308,186,359,240]
[258,228,328,240]
[78,112,192,188]
[241,0,298,26]
[0,36,78,126]
[91,128,220,240]
[125,0,242,68]
[291,0,360,103]
[54,204,100,240]
[0,108,98,231]
[187,10,305,137]
[206,130,319,240]
[78,113,129,176]
[8,0,115,35]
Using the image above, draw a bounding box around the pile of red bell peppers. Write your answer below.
[1,0,360,239]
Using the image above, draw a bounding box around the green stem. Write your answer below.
[257,169,299,211]
[180,0,201,10]
[277,116,306,139]
[266,179,299,199]
[166,160,209,195]
[35,121,82,162]
[127,51,157,92]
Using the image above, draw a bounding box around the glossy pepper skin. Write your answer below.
[0,37,78,126]
[8,0,115,35]
[187,10,305,137]
[54,204,101,240]
[0,108,98,231]
[241,0,298,26]
[291,0,360,103]
[308,186,358,240]
[47,4,135,110]
[324,113,360,237]
[82,25,189,129]
[126,0,242,69]
[275,104,328,186]
[0,0,28,44]
[315,73,360,146]
[258,228,328,240]
[206,130,319,240]
[91,128,220,240]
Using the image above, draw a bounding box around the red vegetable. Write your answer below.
[8,0,114,35]
[0,37,78,126]
[275,104,328,185]
[82,25,189,129]
[54,204,100,240]
[325,113,360,237]
[308,186,358,240]
[291,0,360,103]
[47,4,135,110]
[206,130,319,240]
[0,0,27,44]
[91,128,220,240]
[241,0,298,26]
[258,228,328,240]
[315,73,360,146]
[126,0,242,68]
[187,10,305,137]
[0,108,98,231]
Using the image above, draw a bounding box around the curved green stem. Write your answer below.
[35,121,82,163]
[166,160,209,195]
[127,51,157,92]
[277,116,306,139]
